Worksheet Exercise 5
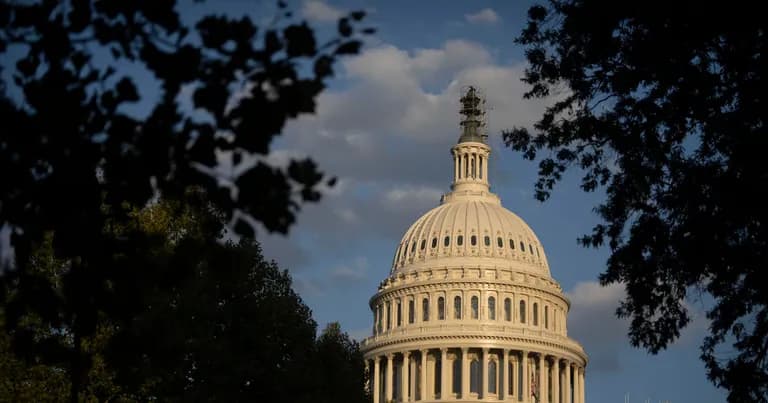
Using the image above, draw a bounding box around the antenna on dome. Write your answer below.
[458,85,487,143]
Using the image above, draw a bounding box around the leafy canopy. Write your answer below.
[505,1,767,401]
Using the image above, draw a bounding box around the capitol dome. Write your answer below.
[361,87,587,403]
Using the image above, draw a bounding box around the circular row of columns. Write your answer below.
[369,348,585,403]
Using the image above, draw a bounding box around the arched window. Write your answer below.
[510,239,515,249]
[504,298,512,321]
[470,359,481,393]
[422,298,430,322]
[520,300,527,324]
[544,306,549,329]
[533,302,539,326]
[471,296,479,319]
[386,301,391,330]
[457,235,464,246]
[396,300,402,327]
[520,241,525,251]
[421,240,426,250]
[431,237,437,248]
[438,297,445,320]
[409,300,415,324]
[471,235,477,246]
[444,236,450,247]
[488,360,497,394]
[454,296,462,319]
[497,237,503,248]
[411,242,416,253]
[453,357,462,394]
[488,296,496,320]
[529,244,534,254]
[536,247,540,257]
[479,156,483,179]
[484,235,491,246]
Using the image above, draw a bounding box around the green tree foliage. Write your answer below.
[2,197,368,401]
[505,2,767,401]
[314,322,369,403]
[0,1,372,401]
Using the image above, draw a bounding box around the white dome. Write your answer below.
[391,196,550,277]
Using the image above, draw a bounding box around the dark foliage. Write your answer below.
[505,1,767,401]
[0,1,373,401]
[2,197,368,402]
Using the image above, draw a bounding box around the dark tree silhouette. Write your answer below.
[505,1,767,401]
[0,1,372,401]
[2,195,368,401]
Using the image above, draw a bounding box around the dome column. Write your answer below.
[373,357,381,403]
[511,353,518,399]
[420,349,428,401]
[538,354,547,403]
[521,351,530,402]
[481,348,489,398]
[402,351,411,402]
[563,360,571,403]
[580,367,586,403]
[461,347,470,399]
[385,354,394,402]
[551,358,559,403]
[440,348,449,400]
[501,349,509,399]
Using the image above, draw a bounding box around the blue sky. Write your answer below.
[247,1,727,402]
[0,1,726,402]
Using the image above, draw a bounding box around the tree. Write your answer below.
[0,1,372,401]
[3,196,367,402]
[505,2,767,401]
[313,322,368,403]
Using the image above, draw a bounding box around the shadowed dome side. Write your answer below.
[391,198,550,276]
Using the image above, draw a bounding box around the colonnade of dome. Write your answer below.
[361,87,587,403]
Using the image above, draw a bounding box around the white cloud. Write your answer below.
[330,256,368,282]
[465,8,500,25]
[566,281,628,371]
[301,0,343,23]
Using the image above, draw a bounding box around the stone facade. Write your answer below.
[361,88,588,403]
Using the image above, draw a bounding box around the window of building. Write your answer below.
[444,236,450,247]
[377,304,383,333]
[408,300,415,324]
[434,356,442,395]
[438,297,445,320]
[453,358,462,394]
[520,241,525,251]
[510,239,515,249]
[497,237,503,248]
[421,240,426,250]
[422,298,429,322]
[488,360,497,394]
[471,296,479,319]
[484,235,491,246]
[411,242,416,253]
[470,359,481,394]
[396,300,402,327]
[529,244,534,254]
[520,300,526,324]
[432,237,437,248]
[386,301,391,330]
[471,235,477,246]
[457,235,464,246]
[533,302,539,326]
[544,306,549,329]
[454,296,462,319]
[504,298,512,321]
[488,296,496,320]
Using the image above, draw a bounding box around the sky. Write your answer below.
[0,1,726,402]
